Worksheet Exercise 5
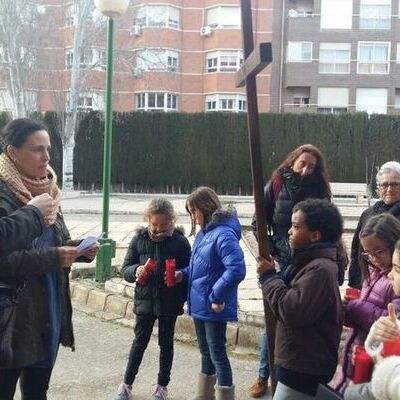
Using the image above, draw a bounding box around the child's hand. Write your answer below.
[211,302,225,313]
[136,265,145,279]
[374,303,400,342]
[174,270,183,283]
[256,255,277,277]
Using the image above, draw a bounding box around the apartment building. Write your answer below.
[269,0,400,114]
[0,0,272,114]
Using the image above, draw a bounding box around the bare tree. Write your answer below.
[0,0,46,117]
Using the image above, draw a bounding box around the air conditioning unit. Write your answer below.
[200,25,212,37]
[130,24,141,36]
[132,67,143,77]
[288,9,298,17]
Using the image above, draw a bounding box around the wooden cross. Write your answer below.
[235,0,276,393]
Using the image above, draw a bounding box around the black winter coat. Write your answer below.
[0,180,81,369]
[122,227,191,316]
[0,205,44,258]
[253,168,327,265]
[349,200,400,288]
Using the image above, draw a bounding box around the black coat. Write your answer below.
[122,227,191,316]
[0,205,44,257]
[0,180,79,369]
[253,168,326,265]
[349,200,400,288]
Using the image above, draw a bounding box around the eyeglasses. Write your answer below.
[361,247,389,261]
[377,182,400,190]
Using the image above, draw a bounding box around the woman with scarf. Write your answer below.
[0,118,98,400]
[114,197,191,400]
[349,161,400,289]
[249,144,335,398]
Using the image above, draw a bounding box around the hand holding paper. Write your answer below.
[77,234,102,252]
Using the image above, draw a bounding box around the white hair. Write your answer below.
[376,161,400,184]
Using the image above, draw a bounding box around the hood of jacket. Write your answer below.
[134,225,186,237]
[204,207,241,239]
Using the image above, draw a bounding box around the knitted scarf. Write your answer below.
[147,222,175,242]
[0,153,61,225]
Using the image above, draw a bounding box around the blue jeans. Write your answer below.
[259,333,270,379]
[194,318,232,387]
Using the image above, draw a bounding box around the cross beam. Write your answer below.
[236,42,272,88]
[236,0,276,393]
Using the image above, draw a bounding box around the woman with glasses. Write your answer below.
[334,213,400,393]
[349,161,400,289]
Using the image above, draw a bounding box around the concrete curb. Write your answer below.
[70,280,263,353]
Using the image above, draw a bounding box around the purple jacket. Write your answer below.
[334,267,400,392]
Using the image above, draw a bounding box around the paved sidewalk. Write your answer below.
[64,190,365,352]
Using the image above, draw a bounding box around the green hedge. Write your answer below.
[0,111,399,194]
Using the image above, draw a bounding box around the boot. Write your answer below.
[215,385,235,400]
[192,373,216,400]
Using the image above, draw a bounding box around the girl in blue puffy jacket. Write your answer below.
[176,186,246,400]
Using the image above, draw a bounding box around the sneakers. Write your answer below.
[248,377,268,398]
[151,384,168,400]
[114,383,133,400]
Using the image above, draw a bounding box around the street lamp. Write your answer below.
[94,0,129,282]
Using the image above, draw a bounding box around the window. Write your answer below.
[321,0,353,29]
[397,43,400,63]
[136,92,178,111]
[206,51,243,72]
[356,88,387,114]
[0,89,13,111]
[317,88,349,113]
[0,47,10,65]
[136,49,179,72]
[206,6,241,28]
[357,42,390,74]
[359,0,391,29]
[75,91,104,111]
[65,48,106,70]
[319,43,351,73]
[293,97,310,107]
[78,96,93,110]
[1,47,36,68]
[135,5,180,29]
[65,5,76,26]
[65,50,73,69]
[205,94,247,112]
[395,89,400,109]
[287,42,312,62]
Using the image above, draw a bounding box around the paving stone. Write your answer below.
[72,284,92,304]
[87,290,110,311]
[236,325,264,350]
[105,295,131,316]
[104,278,125,295]
[175,314,196,339]
[226,323,239,346]
[125,301,135,320]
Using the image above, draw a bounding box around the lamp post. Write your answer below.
[94,0,129,282]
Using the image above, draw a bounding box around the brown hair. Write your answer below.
[144,197,176,223]
[359,213,400,282]
[270,144,332,200]
[185,186,222,235]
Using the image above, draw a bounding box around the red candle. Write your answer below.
[136,258,157,285]
[165,259,176,287]
[346,288,361,300]
[383,336,400,357]
[353,345,373,384]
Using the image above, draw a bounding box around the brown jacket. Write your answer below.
[262,244,343,377]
